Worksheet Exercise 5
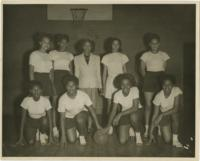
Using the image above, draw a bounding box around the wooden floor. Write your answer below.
[2,116,194,157]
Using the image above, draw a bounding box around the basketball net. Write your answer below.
[70,8,88,24]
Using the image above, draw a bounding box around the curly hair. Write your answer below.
[148,33,160,43]
[29,80,43,91]
[105,37,122,53]
[62,74,79,87]
[54,34,69,49]
[113,73,136,89]
[32,32,51,49]
[160,74,176,85]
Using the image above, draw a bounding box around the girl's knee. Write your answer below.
[76,113,87,124]
[68,137,76,144]
[119,137,127,144]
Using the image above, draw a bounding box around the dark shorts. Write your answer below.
[54,70,71,96]
[64,111,89,130]
[119,108,143,126]
[34,73,53,96]
[143,71,164,92]
[25,116,48,141]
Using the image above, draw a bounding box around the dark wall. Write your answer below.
[3,5,195,115]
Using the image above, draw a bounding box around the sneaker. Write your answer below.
[136,133,143,145]
[79,136,87,146]
[173,140,183,148]
[53,127,59,138]
[40,133,48,145]
[108,126,113,135]
[129,127,135,137]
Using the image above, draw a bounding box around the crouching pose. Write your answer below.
[17,81,53,146]
[58,75,102,146]
[148,74,183,148]
[104,73,143,145]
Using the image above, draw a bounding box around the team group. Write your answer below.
[16,33,183,148]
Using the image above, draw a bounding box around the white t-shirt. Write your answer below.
[58,90,92,118]
[29,50,52,73]
[21,96,52,119]
[140,51,170,72]
[49,50,74,71]
[101,52,129,77]
[113,87,142,111]
[153,87,183,112]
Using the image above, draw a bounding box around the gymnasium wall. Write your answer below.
[3,5,195,115]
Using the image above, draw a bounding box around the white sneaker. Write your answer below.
[173,140,183,148]
[108,126,113,135]
[136,133,143,145]
[53,127,59,138]
[129,127,135,137]
[40,133,48,145]
[36,129,40,141]
[79,136,87,145]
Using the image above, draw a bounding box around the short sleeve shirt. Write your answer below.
[140,51,170,72]
[102,52,129,77]
[58,90,92,118]
[49,50,74,71]
[113,87,142,111]
[21,96,52,119]
[29,50,52,73]
[153,87,183,112]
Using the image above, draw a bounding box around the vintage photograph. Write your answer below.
[2,3,197,158]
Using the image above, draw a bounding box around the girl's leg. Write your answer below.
[171,113,183,147]
[161,125,171,144]
[118,125,130,144]
[107,98,112,114]
[52,96,59,138]
[66,127,77,144]
[130,111,143,144]
[144,92,154,137]
[75,111,88,145]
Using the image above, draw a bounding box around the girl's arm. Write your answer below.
[160,95,181,117]
[69,60,73,74]
[60,112,67,146]
[122,64,128,73]
[118,98,139,117]
[97,58,102,89]
[140,60,146,78]
[106,103,118,127]
[46,109,53,143]
[86,105,102,129]
[163,60,168,72]
[149,105,160,138]
[29,65,35,81]
[17,108,27,144]
[102,65,108,93]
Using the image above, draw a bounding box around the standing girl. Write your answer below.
[29,33,56,137]
[49,34,74,138]
[140,34,170,138]
[74,39,102,132]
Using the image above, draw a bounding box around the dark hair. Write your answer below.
[62,74,79,87]
[160,74,176,85]
[105,37,122,53]
[29,80,43,90]
[148,33,160,43]
[32,32,51,49]
[80,39,95,53]
[54,34,69,49]
[113,73,136,89]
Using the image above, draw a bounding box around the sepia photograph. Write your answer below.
[1,2,198,159]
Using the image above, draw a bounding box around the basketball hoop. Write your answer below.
[70,8,88,24]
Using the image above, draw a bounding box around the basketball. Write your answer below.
[93,130,109,145]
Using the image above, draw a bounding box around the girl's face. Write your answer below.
[65,81,78,97]
[30,85,42,101]
[58,39,68,51]
[162,80,174,96]
[112,40,120,52]
[121,79,131,96]
[39,37,50,51]
[83,41,92,55]
[149,38,160,53]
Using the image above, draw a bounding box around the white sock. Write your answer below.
[129,127,135,136]
[40,133,48,145]
[79,136,86,145]
[53,126,59,137]
[108,126,113,135]
[135,132,143,144]
[144,125,149,134]
[173,134,178,142]
[158,126,161,136]
[76,130,80,138]
[36,129,40,141]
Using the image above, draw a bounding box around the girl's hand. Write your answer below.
[60,136,67,148]
[98,126,110,135]
[154,114,163,126]
[113,114,121,126]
